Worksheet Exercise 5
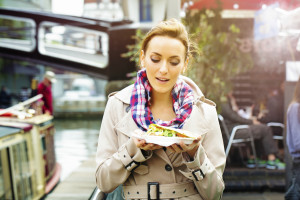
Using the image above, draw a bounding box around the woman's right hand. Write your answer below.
[133,137,163,151]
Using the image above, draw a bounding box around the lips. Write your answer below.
[156,77,170,82]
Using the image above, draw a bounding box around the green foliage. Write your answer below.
[183,8,253,109]
[122,4,253,110]
[121,29,145,68]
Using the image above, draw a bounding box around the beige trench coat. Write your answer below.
[95,76,226,200]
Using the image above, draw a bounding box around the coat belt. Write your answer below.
[123,181,198,199]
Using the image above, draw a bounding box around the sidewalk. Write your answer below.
[45,156,96,200]
[223,192,284,200]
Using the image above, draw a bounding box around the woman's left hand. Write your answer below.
[167,136,201,157]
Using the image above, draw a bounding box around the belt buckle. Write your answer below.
[125,160,140,171]
[147,182,159,200]
[192,168,205,181]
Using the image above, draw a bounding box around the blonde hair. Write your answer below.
[141,19,192,61]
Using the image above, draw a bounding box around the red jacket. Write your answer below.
[37,82,53,115]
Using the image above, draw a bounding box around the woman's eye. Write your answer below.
[170,62,179,66]
[151,58,160,63]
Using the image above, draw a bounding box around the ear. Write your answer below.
[182,57,189,74]
[140,50,145,69]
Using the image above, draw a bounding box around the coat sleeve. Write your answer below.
[180,104,226,200]
[95,96,152,193]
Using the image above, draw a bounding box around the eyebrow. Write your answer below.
[151,52,180,58]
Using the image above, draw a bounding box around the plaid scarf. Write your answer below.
[130,69,194,131]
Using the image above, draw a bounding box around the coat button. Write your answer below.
[165,164,172,171]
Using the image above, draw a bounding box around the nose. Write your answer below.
[159,61,168,74]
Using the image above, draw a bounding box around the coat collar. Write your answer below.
[114,84,133,105]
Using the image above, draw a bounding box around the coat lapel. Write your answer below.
[115,111,138,138]
[182,104,210,138]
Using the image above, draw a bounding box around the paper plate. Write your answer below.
[132,129,196,147]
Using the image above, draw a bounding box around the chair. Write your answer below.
[218,114,257,164]
[267,122,284,140]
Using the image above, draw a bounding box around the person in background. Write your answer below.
[221,92,285,169]
[95,19,226,200]
[37,71,56,115]
[258,82,285,158]
[30,79,43,115]
[258,81,284,124]
[30,79,39,98]
[286,77,300,200]
[0,86,11,108]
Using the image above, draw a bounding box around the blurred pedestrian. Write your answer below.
[37,71,56,115]
[0,86,11,108]
[95,19,226,200]
[286,77,300,200]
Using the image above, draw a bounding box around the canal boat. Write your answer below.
[0,95,60,200]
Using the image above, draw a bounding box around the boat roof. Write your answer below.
[0,121,33,132]
[0,126,22,138]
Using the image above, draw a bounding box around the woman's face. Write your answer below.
[141,36,188,95]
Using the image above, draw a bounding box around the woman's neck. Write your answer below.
[150,90,172,106]
[150,90,176,121]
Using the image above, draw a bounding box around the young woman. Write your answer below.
[95,19,226,200]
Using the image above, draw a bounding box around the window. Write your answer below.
[11,142,33,200]
[38,22,109,69]
[0,15,36,52]
[0,149,13,200]
[139,0,152,22]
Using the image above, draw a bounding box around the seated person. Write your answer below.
[256,84,285,157]
[258,82,284,124]
[221,91,285,169]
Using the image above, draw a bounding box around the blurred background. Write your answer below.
[1,0,300,199]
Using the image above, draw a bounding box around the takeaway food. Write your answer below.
[146,124,196,139]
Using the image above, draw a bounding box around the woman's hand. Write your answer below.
[133,137,163,151]
[167,136,201,158]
